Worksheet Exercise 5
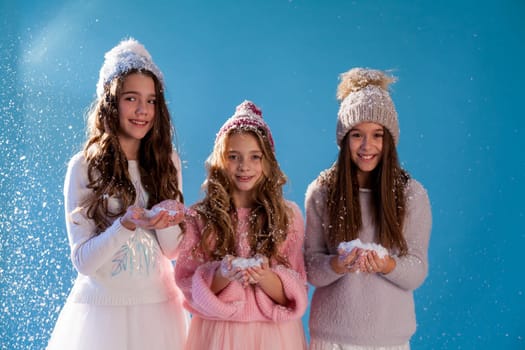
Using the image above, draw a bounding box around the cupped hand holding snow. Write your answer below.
[338,239,388,259]
[219,255,265,286]
[143,206,179,218]
[144,199,187,218]
[231,256,264,270]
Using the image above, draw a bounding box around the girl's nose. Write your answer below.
[360,136,370,149]
[238,160,248,171]
[136,101,147,115]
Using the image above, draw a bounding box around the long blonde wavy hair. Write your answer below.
[194,129,291,266]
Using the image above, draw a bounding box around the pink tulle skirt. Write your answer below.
[46,299,189,350]
[185,316,306,350]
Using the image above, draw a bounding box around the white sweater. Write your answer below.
[63,152,183,305]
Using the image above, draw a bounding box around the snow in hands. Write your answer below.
[231,256,264,270]
[143,206,179,218]
[338,238,388,259]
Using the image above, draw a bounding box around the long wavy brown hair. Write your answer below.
[82,69,183,234]
[194,129,291,266]
[320,129,409,255]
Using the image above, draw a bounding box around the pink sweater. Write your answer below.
[175,201,308,322]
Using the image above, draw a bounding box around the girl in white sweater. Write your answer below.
[47,38,188,350]
[305,68,432,350]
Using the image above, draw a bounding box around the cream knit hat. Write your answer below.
[336,68,399,146]
[96,38,164,99]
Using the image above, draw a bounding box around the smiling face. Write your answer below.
[117,73,156,159]
[347,122,384,187]
[224,132,265,208]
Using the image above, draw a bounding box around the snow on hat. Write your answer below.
[216,100,275,150]
[336,67,399,146]
[96,38,164,99]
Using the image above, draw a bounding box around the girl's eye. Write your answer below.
[125,96,136,102]
[350,132,361,138]
[252,155,262,161]
[227,154,239,161]
[147,99,157,105]
[374,133,384,138]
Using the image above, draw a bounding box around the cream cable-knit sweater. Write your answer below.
[305,176,431,347]
[63,152,183,305]
[175,202,308,322]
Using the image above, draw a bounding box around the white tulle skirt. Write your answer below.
[46,299,189,350]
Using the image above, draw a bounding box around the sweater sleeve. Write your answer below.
[304,180,345,287]
[381,179,432,291]
[156,225,183,259]
[64,153,135,276]
[175,214,246,320]
[155,151,184,259]
[173,150,183,193]
[254,202,309,321]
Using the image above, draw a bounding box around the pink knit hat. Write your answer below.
[216,100,275,150]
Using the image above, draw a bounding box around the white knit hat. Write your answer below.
[96,38,164,99]
[336,68,399,146]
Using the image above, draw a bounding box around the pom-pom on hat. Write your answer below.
[216,100,275,150]
[96,38,164,99]
[336,68,399,146]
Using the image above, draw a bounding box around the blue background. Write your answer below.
[1,0,524,349]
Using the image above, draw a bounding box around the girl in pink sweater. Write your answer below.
[175,100,308,350]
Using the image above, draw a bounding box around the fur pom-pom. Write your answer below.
[104,38,152,62]
[336,68,396,102]
[235,100,263,119]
